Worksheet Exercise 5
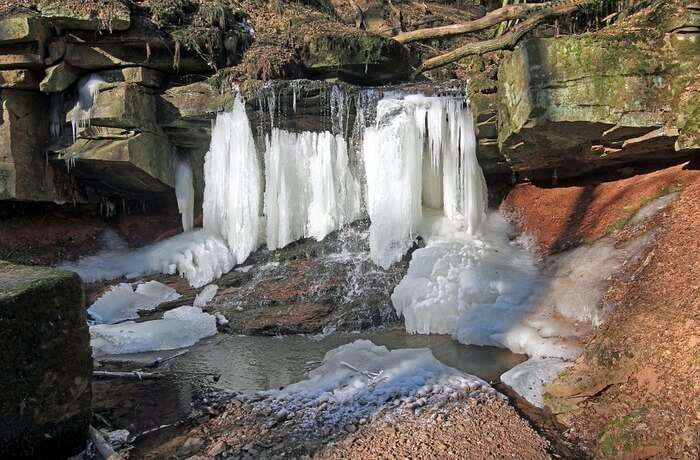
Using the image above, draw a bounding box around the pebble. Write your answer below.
[345,424,357,433]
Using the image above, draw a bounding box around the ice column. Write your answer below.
[203,95,262,264]
[264,128,361,250]
[175,159,195,232]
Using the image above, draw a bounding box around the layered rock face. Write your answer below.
[0,261,91,457]
[497,2,700,180]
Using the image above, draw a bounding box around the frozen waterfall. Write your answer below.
[362,95,487,269]
[264,128,361,250]
[175,159,195,232]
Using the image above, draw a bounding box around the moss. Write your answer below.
[598,407,649,458]
[606,182,683,234]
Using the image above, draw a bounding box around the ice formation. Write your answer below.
[88,281,181,324]
[194,284,218,308]
[264,129,361,250]
[259,340,496,431]
[62,229,236,288]
[70,74,105,141]
[203,95,262,264]
[175,159,195,232]
[500,357,572,408]
[362,95,487,268]
[90,306,217,355]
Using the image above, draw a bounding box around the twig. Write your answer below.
[143,349,189,369]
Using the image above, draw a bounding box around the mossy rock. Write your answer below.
[0,261,91,457]
[301,32,412,84]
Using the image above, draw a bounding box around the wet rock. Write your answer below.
[0,261,91,457]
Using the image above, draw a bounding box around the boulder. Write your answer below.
[86,82,159,131]
[40,61,83,93]
[98,67,165,89]
[497,26,700,180]
[64,41,211,73]
[0,69,40,90]
[0,13,49,45]
[55,131,175,197]
[301,31,412,84]
[0,261,91,457]
[37,0,131,31]
[0,89,67,201]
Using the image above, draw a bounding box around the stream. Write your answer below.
[94,328,525,434]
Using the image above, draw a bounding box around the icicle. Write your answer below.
[363,98,424,269]
[264,128,361,250]
[70,74,105,142]
[203,95,262,265]
[175,159,195,232]
[362,93,487,268]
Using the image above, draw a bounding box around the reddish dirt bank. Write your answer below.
[501,164,700,254]
[506,163,700,458]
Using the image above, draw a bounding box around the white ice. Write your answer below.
[203,95,262,265]
[175,159,195,232]
[259,339,493,430]
[62,229,236,288]
[264,128,361,250]
[70,73,105,142]
[90,306,217,355]
[500,357,572,408]
[88,280,180,324]
[194,284,218,308]
[362,95,486,269]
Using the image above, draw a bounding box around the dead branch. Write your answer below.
[395,2,537,43]
[89,426,124,460]
[93,371,164,380]
[415,0,597,74]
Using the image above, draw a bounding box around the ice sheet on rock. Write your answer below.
[258,340,493,431]
[62,229,236,288]
[90,306,217,355]
[500,357,572,408]
[175,159,195,232]
[88,281,180,324]
[203,95,262,265]
[194,284,218,308]
[264,128,361,250]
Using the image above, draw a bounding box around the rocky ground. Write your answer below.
[128,387,552,460]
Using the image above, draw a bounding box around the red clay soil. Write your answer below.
[501,164,700,254]
[541,167,700,458]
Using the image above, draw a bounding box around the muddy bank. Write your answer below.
[500,163,700,458]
